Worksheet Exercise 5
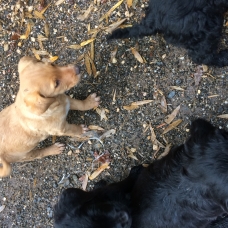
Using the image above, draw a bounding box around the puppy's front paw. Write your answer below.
[84,93,100,110]
[49,143,65,155]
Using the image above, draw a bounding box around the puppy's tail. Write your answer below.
[0,157,12,177]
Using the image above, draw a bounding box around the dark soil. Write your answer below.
[0,0,228,227]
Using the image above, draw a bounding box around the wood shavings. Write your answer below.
[89,162,110,180]
[131,47,144,63]
[99,0,124,22]
[162,119,182,134]
[164,105,181,124]
[77,4,94,21]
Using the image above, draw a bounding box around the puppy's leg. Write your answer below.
[59,123,88,137]
[20,143,65,162]
[69,93,100,111]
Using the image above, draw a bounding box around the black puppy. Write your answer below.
[131,119,228,228]
[53,165,142,228]
[109,0,228,67]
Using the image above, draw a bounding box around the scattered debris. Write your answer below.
[79,172,89,190]
[89,162,110,180]
[217,114,228,119]
[131,47,144,63]
[194,65,203,86]
[0,205,5,213]
[164,105,181,124]
[126,147,138,160]
[163,119,183,134]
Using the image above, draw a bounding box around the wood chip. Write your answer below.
[149,123,158,151]
[217,114,228,119]
[160,95,167,113]
[131,47,144,63]
[0,205,5,213]
[49,56,58,62]
[131,100,153,106]
[127,0,133,7]
[77,4,94,21]
[40,3,51,14]
[79,172,89,190]
[194,65,203,86]
[99,0,124,22]
[55,0,65,6]
[105,18,127,34]
[88,125,104,131]
[126,147,138,160]
[164,105,181,124]
[170,86,185,91]
[84,54,92,76]
[20,21,32,39]
[89,162,110,180]
[33,10,45,19]
[99,129,116,140]
[44,22,50,37]
[67,44,82,50]
[90,41,95,61]
[96,108,108,121]
[162,119,182,134]
[110,47,118,64]
[123,104,139,110]
[80,38,95,46]
[31,48,41,60]
[207,95,219,98]
[157,144,172,159]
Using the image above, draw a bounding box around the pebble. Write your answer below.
[168,91,176,99]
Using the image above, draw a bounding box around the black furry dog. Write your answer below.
[53,165,142,228]
[53,119,228,228]
[109,0,228,67]
[131,119,228,228]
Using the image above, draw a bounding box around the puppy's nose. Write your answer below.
[74,66,80,75]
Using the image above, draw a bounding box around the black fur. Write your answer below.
[108,0,228,67]
[131,119,228,228]
[53,165,143,228]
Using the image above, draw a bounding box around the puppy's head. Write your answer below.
[54,188,131,228]
[18,56,80,114]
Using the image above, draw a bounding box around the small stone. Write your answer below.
[168,91,176,99]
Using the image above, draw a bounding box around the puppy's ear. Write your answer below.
[18,56,36,74]
[24,92,56,115]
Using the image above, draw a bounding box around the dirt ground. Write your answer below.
[0,0,228,227]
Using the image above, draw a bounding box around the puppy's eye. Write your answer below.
[55,80,60,88]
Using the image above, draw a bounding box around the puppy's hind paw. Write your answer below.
[46,143,65,156]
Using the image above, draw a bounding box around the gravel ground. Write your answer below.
[0,0,228,227]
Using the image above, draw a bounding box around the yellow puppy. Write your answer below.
[0,56,100,177]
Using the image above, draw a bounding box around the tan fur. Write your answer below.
[0,56,100,177]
